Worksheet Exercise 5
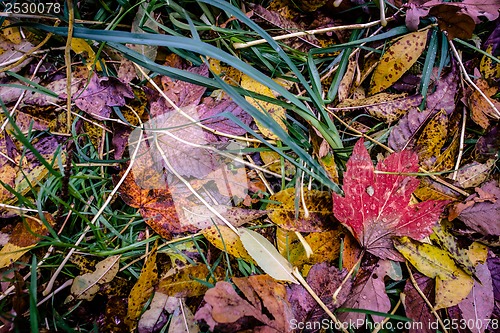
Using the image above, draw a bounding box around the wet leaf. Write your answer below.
[202,225,255,264]
[239,228,298,283]
[0,214,54,268]
[288,263,351,327]
[268,187,336,232]
[403,271,435,333]
[457,262,494,333]
[287,229,342,268]
[333,138,449,260]
[338,259,399,326]
[194,275,293,332]
[66,255,121,302]
[126,243,159,330]
[158,264,224,298]
[240,74,288,139]
[394,237,474,309]
[369,31,428,95]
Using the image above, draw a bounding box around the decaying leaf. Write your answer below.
[403,271,435,333]
[480,45,500,82]
[0,213,54,269]
[66,255,121,303]
[415,109,449,169]
[126,243,159,330]
[74,74,134,119]
[202,225,255,264]
[389,65,458,151]
[333,139,449,260]
[337,92,422,123]
[239,228,298,283]
[194,275,293,332]
[369,31,428,95]
[457,180,500,237]
[394,237,474,309]
[429,4,476,40]
[430,224,488,275]
[467,78,500,129]
[240,74,287,139]
[158,264,224,298]
[288,262,351,328]
[453,159,495,189]
[268,187,337,232]
[338,259,401,327]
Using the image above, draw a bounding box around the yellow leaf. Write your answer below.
[126,242,159,330]
[480,45,500,81]
[158,264,224,297]
[240,74,287,140]
[0,214,54,269]
[1,21,21,44]
[369,31,428,95]
[287,229,341,267]
[260,150,295,176]
[416,109,449,169]
[202,225,255,264]
[71,38,102,71]
[394,237,473,309]
[268,187,335,232]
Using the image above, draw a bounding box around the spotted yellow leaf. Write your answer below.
[71,38,102,71]
[369,31,428,95]
[240,74,287,140]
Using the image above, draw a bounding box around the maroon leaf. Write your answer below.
[458,262,494,333]
[333,139,449,260]
[338,259,398,327]
[487,256,500,322]
[74,75,134,119]
[287,262,351,331]
[458,181,500,236]
[403,271,436,333]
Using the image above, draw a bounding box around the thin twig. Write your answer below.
[233,19,389,49]
[452,106,467,180]
[406,262,448,333]
[65,0,75,132]
[292,268,349,333]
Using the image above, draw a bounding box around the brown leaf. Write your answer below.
[429,5,476,40]
[194,275,293,332]
[416,109,449,169]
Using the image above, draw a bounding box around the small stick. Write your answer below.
[233,20,387,49]
[65,0,75,133]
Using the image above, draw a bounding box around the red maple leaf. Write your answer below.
[333,139,449,261]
